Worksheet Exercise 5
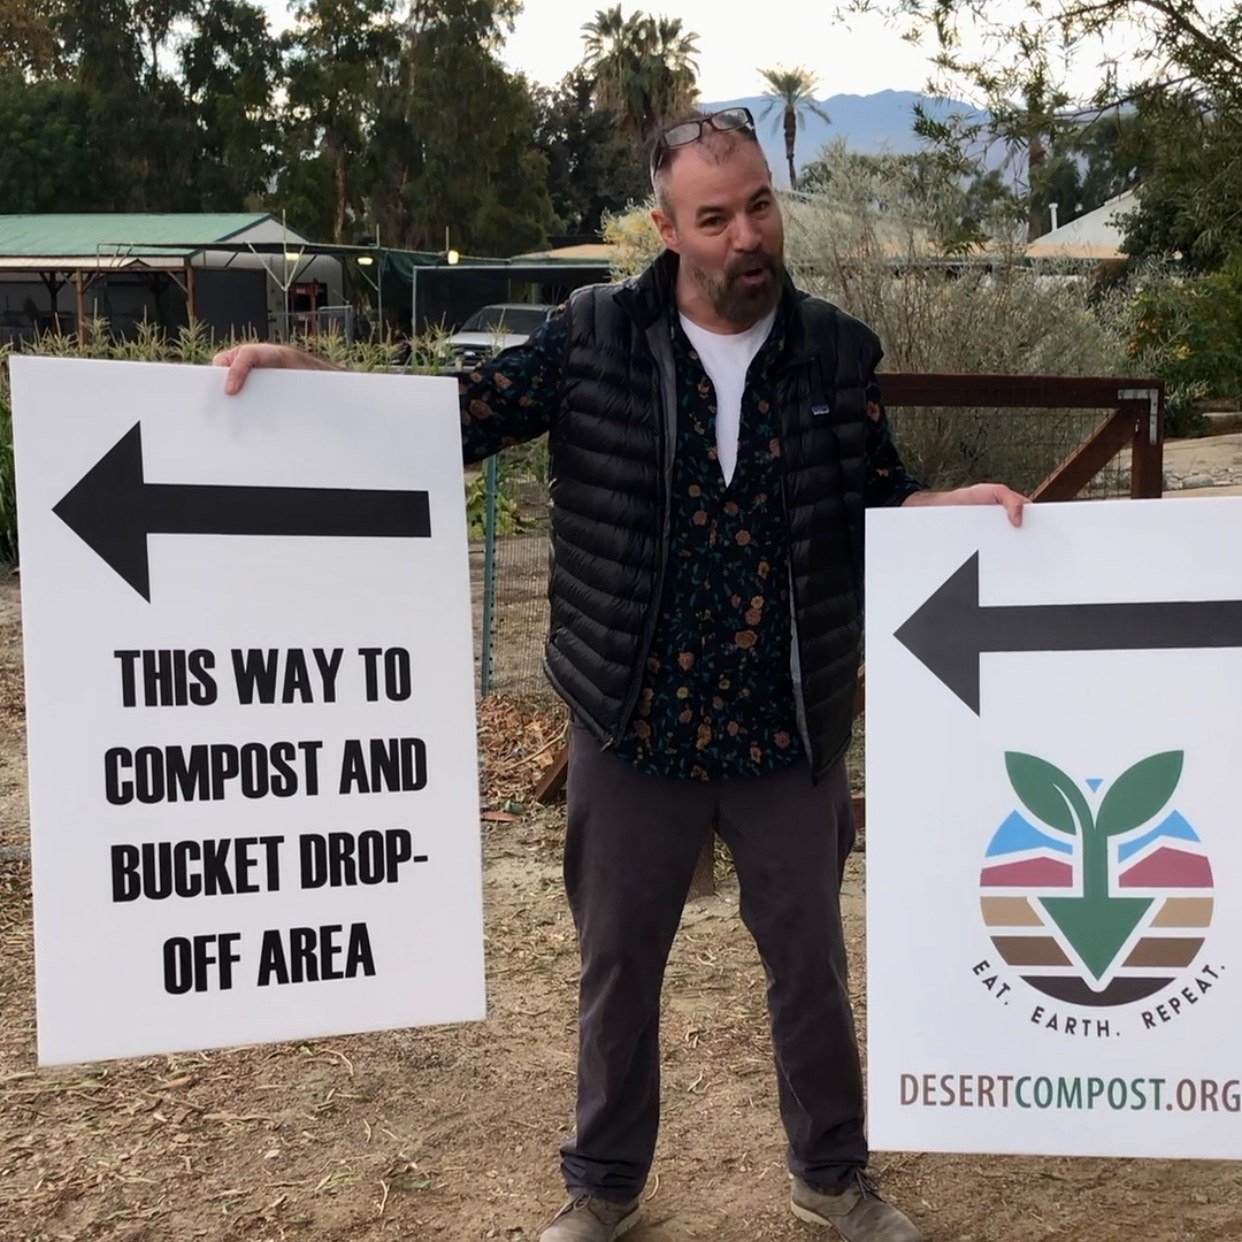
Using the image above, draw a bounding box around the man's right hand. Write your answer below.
[212,343,340,395]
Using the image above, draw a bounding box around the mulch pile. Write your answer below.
[476,695,567,811]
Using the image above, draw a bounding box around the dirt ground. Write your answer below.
[2,570,1242,1242]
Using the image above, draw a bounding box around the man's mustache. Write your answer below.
[724,252,779,282]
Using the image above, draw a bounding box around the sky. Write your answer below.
[259,1,1149,105]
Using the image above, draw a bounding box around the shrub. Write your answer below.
[781,149,1145,492]
[1125,253,1242,436]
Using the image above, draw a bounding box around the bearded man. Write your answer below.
[216,106,1024,1242]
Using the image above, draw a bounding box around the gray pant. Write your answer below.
[558,723,867,1201]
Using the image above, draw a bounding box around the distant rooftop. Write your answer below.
[1026,190,1139,261]
[0,213,281,258]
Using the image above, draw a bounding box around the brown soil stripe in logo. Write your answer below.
[992,936,1072,967]
[1151,897,1214,928]
[980,897,1042,926]
[1026,974,1173,1007]
[1123,936,1205,969]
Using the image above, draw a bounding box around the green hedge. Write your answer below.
[1128,253,1242,436]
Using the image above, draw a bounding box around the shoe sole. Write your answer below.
[612,1206,641,1238]
[790,1199,839,1229]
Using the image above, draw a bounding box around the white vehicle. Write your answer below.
[447,303,556,370]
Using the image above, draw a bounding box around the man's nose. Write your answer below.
[730,214,762,251]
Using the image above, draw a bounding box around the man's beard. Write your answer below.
[691,250,784,326]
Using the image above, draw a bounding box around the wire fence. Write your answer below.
[474,445,555,701]
[887,405,1136,500]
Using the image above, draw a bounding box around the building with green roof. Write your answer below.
[0,213,343,342]
[0,213,612,343]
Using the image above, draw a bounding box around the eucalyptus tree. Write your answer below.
[281,0,399,242]
[360,0,552,255]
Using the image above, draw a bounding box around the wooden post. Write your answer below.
[185,261,197,326]
[73,270,85,347]
[1128,388,1165,499]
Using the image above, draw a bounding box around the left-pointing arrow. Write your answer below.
[895,551,1242,714]
[53,423,432,601]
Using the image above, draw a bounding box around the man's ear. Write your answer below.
[651,207,679,251]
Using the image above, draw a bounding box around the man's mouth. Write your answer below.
[732,260,773,285]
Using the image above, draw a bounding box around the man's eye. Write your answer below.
[752,200,771,214]
[701,217,724,230]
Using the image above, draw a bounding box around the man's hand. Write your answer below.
[212,343,341,395]
[902,482,1029,528]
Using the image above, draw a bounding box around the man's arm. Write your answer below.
[213,308,570,464]
[862,377,1027,528]
[456,309,567,464]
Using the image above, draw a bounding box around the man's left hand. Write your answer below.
[902,483,1028,528]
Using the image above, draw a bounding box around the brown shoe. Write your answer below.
[790,1171,925,1241]
[539,1192,642,1241]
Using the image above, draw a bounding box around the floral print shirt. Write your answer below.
[459,304,922,780]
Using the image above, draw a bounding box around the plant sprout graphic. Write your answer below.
[1004,750,1185,981]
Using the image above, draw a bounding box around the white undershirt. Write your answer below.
[678,309,777,487]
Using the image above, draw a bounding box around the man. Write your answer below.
[217,107,1024,1242]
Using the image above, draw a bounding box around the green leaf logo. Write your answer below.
[1096,751,1184,838]
[1004,752,1092,837]
[1003,751,1186,982]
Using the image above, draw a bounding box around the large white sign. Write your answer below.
[12,357,485,1065]
[866,499,1242,1159]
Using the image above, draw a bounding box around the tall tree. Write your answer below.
[0,0,62,75]
[280,0,398,242]
[757,65,829,189]
[533,68,650,234]
[53,0,200,209]
[580,5,698,145]
[0,73,98,212]
[181,0,282,209]
[360,0,552,255]
[844,1,1242,103]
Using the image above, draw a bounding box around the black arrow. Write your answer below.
[53,423,431,601]
[894,552,1242,713]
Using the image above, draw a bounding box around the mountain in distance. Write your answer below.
[699,89,991,182]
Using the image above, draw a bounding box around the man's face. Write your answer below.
[652,139,785,327]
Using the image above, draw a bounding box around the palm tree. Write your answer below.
[582,6,699,145]
[758,66,830,189]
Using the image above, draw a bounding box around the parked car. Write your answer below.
[447,303,556,371]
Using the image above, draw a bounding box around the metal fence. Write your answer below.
[475,445,554,700]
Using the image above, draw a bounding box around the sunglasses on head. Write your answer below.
[650,107,757,175]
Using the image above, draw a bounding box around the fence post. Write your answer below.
[480,454,499,696]
[1122,386,1165,499]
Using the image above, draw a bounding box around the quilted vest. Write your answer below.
[543,251,877,778]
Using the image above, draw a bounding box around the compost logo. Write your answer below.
[979,750,1214,1007]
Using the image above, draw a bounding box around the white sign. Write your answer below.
[12,357,485,1065]
[866,499,1242,1159]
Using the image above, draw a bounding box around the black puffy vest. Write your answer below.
[543,251,878,779]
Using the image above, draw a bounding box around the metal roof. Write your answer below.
[1026,189,1138,260]
[512,242,616,263]
[0,213,278,258]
